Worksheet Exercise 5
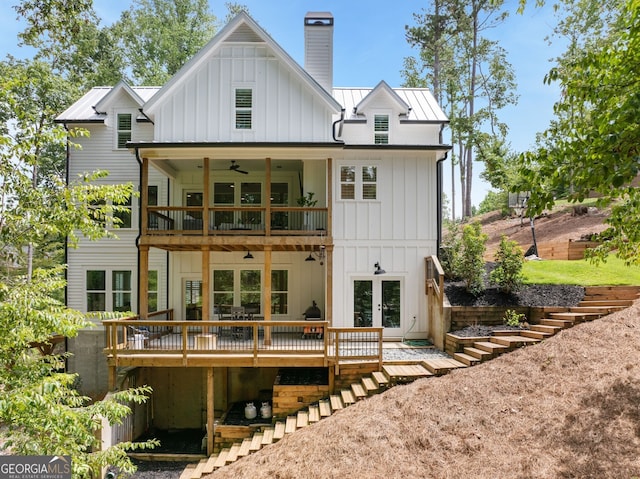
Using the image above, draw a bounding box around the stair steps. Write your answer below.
[453,352,480,366]
[361,376,378,394]
[284,416,297,434]
[273,421,286,440]
[422,357,466,375]
[474,341,509,355]
[182,287,638,478]
[463,346,493,361]
[520,330,552,340]
[237,437,252,456]
[296,411,309,428]
[249,433,264,450]
[318,399,332,417]
[371,371,389,389]
[308,404,321,423]
[530,324,562,335]
[540,318,574,329]
[351,382,367,400]
[329,394,344,410]
[261,428,275,446]
[383,363,434,383]
[490,335,540,350]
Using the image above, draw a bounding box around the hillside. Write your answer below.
[478,204,610,256]
[208,302,640,479]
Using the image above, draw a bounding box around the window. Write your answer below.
[185,280,202,320]
[86,270,106,312]
[271,270,288,314]
[235,88,253,129]
[240,270,261,310]
[117,113,132,149]
[340,165,378,200]
[340,166,356,200]
[113,195,132,228]
[362,166,377,200]
[374,114,389,144]
[214,182,235,227]
[148,270,158,312]
[86,269,132,312]
[241,182,262,224]
[112,271,132,312]
[213,270,234,310]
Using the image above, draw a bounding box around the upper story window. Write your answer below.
[117,113,132,149]
[235,88,253,129]
[340,165,378,200]
[374,114,389,144]
[113,195,132,228]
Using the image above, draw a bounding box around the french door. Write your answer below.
[353,277,402,337]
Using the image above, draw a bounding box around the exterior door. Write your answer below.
[353,278,402,337]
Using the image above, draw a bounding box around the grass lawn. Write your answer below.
[523,255,640,286]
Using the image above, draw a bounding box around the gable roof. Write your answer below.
[333,87,448,123]
[353,81,411,115]
[143,11,342,116]
[55,86,160,123]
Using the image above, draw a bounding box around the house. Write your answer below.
[56,11,449,453]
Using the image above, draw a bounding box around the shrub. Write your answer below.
[490,235,525,294]
[458,222,488,295]
[439,222,462,280]
[503,309,526,327]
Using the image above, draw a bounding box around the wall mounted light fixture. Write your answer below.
[244,251,254,259]
[305,245,326,265]
[374,262,386,275]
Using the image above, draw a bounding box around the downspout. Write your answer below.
[63,123,71,371]
[332,108,345,142]
[134,148,143,315]
[436,122,449,257]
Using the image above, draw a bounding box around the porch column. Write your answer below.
[202,247,210,323]
[265,157,271,236]
[206,367,215,455]
[263,246,272,345]
[202,157,210,232]
[139,245,149,319]
[141,157,149,234]
[326,245,333,325]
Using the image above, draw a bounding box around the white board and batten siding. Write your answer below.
[150,45,336,143]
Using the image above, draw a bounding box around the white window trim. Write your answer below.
[338,162,380,202]
[114,110,134,150]
[373,110,392,145]
[234,86,254,131]
[85,268,135,313]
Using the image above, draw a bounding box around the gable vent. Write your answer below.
[225,23,264,43]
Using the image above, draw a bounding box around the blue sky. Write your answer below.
[1,0,564,214]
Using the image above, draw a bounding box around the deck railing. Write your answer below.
[103,318,382,367]
[145,206,328,236]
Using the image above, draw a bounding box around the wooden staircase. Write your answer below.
[179,358,470,478]
[452,285,640,367]
[180,286,638,477]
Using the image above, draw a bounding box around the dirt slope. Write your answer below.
[480,205,610,255]
[208,303,640,479]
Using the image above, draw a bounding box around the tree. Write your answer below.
[516,0,640,263]
[404,0,518,219]
[112,0,217,85]
[0,57,156,477]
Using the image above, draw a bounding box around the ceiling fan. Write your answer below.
[229,160,249,174]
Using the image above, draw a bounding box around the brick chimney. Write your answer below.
[304,12,334,93]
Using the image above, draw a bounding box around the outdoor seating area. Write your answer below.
[104,316,383,369]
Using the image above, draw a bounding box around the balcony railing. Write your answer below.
[103,318,382,367]
[146,206,328,236]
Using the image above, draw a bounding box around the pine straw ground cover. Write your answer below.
[207,303,640,479]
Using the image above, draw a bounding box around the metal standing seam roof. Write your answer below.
[332,87,448,122]
[55,86,161,122]
[57,85,447,124]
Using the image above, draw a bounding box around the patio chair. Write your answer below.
[230,307,251,340]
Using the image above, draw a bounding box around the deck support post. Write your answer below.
[263,246,272,345]
[207,367,215,455]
